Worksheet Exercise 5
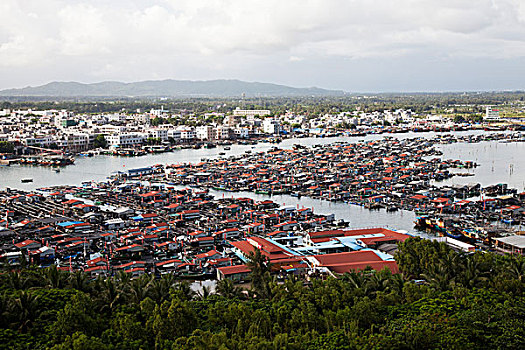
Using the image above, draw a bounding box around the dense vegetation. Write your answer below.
[0,141,15,154]
[1,238,525,349]
[1,91,525,116]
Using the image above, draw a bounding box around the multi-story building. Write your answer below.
[108,114,127,123]
[215,126,233,140]
[178,128,196,141]
[167,129,181,141]
[22,135,56,148]
[233,108,271,117]
[485,106,500,121]
[146,128,168,141]
[60,133,92,152]
[106,133,145,147]
[98,125,127,134]
[263,118,280,134]
[234,127,249,139]
[196,126,214,140]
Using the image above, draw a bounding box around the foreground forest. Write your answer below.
[1,238,525,350]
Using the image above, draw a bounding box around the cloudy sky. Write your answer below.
[1,0,525,92]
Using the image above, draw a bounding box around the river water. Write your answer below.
[2,131,524,233]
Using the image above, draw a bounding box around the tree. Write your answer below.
[9,291,40,332]
[93,135,107,148]
[151,117,162,126]
[146,137,161,145]
[93,135,108,148]
[454,115,466,123]
[246,248,272,299]
[0,141,14,154]
[53,293,99,339]
[216,279,243,299]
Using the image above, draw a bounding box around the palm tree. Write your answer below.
[9,291,40,332]
[96,278,123,314]
[68,271,91,293]
[507,256,525,282]
[6,271,29,290]
[148,273,176,304]
[196,285,213,300]
[116,270,132,291]
[421,263,455,291]
[385,271,405,295]
[343,270,366,290]
[43,265,67,289]
[459,257,487,288]
[172,281,195,301]
[127,275,153,304]
[246,248,272,299]
[0,292,9,328]
[216,279,243,299]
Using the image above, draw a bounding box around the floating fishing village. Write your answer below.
[1,130,525,282]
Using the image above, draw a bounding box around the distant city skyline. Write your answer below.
[1,0,525,92]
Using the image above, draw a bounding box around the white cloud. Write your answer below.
[0,0,525,90]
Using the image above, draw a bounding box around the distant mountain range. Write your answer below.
[0,79,345,97]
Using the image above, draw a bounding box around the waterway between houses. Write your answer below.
[2,131,524,233]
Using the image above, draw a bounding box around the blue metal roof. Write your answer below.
[57,221,83,227]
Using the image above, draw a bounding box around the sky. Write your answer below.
[1,0,525,92]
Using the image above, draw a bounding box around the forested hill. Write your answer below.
[0,80,345,97]
[1,237,525,349]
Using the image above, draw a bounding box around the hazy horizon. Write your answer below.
[2,1,525,92]
[3,78,525,95]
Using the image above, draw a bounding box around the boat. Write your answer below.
[386,205,398,212]
[224,146,231,150]
[21,178,33,183]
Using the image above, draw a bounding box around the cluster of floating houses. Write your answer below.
[155,135,525,246]
[0,183,416,281]
[2,131,525,280]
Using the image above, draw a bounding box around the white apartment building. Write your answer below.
[223,115,240,126]
[485,106,500,121]
[167,129,181,141]
[99,125,127,134]
[150,107,169,117]
[60,133,92,151]
[215,126,232,140]
[178,127,196,141]
[196,126,214,140]
[234,127,249,138]
[146,128,168,141]
[22,135,56,147]
[108,114,127,123]
[106,133,145,147]
[233,107,271,117]
[263,118,280,134]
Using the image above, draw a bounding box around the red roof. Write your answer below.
[313,251,399,274]
[218,264,250,276]
[195,249,221,260]
[156,259,183,266]
[410,194,427,200]
[14,240,40,249]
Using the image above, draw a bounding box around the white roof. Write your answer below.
[105,218,125,225]
[497,235,525,249]
[1,251,22,258]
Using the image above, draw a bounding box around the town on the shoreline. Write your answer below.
[0,102,523,165]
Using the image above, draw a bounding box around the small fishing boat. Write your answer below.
[21,178,33,183]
